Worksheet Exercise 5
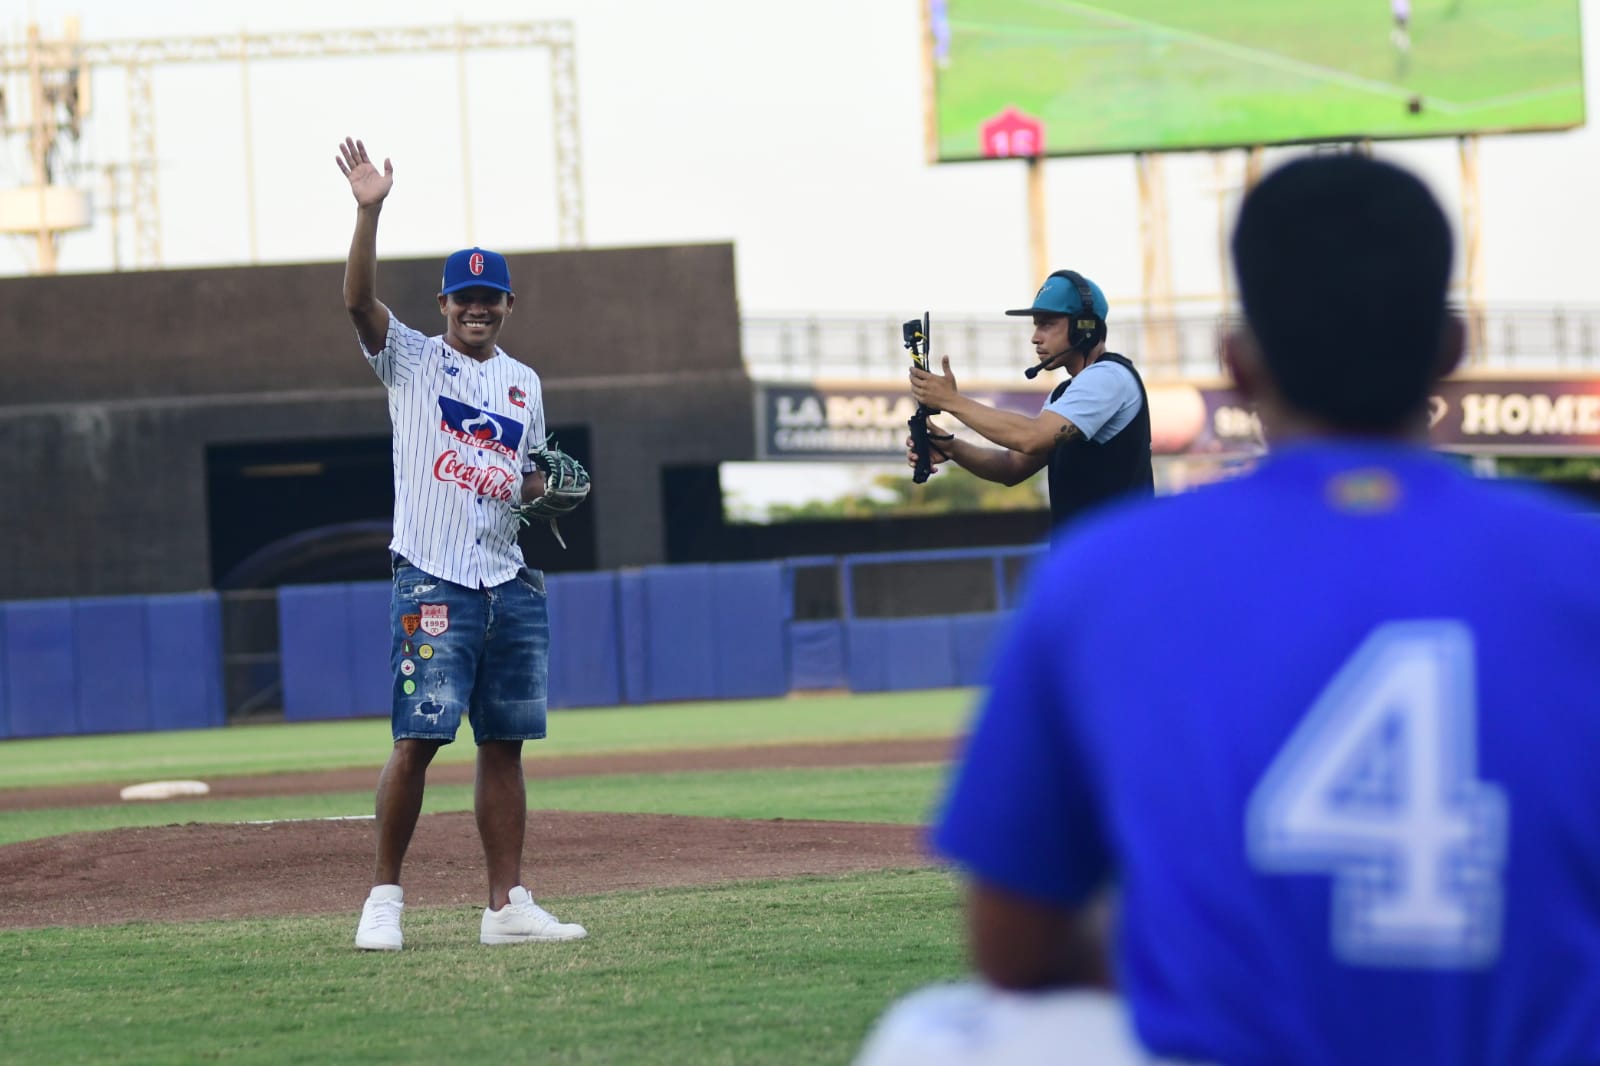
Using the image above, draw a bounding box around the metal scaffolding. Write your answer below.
[0,20,584,272]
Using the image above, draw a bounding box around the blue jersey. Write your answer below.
[934,441,1600,1066]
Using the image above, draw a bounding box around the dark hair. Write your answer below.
[1231,155,1453,430]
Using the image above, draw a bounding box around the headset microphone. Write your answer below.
[1023,329,1097,380]
[1015,270,1105,381]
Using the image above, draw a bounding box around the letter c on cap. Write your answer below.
[469,253,485,276]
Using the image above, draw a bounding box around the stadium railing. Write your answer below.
[741,304,1600,382]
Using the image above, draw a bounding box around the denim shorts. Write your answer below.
[388,557,549,744]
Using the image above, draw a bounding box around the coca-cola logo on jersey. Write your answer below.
[433,451,515,501]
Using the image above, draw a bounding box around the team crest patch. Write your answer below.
[1326,468,1401,514]
[509,386,526,408]
[420,603,450,636]
[400,614,421,637]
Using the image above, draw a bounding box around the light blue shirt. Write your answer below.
[1041,359,1142,443]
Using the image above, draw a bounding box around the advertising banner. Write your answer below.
[757,377,1600,460]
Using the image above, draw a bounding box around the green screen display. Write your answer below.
[927,0,1586,160]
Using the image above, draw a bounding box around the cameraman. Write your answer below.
[908,271,1153,534]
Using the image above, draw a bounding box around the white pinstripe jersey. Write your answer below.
[361,313,545,588]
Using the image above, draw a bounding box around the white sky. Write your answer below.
[3,0,1597,317]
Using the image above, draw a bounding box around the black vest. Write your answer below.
[1046,352,1155,532]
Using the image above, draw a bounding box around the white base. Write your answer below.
[119,780,211,801]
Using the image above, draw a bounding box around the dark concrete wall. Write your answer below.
[0,243,754,600]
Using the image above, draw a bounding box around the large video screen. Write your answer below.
[926,0,1586,161]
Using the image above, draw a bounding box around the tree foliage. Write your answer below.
[1493,456,1600,482]
[764,465,1047,522]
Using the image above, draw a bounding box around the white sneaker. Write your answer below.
[355,884,405,950]
[480,886,587,944]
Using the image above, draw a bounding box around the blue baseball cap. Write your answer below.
[439,247,514,296]
[1005,271,1108,319]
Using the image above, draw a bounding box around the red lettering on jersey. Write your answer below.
[433,451,515,501]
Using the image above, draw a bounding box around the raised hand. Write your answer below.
[336,137,394,207]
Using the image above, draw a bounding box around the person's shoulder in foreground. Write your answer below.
[866,153,1600,1066]
[1049,436,1599,588]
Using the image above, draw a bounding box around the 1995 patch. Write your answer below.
[420,604,450,636]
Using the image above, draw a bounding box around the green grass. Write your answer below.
[0,763,951,846]
[0,869,965,1066]
[0,688,975,791]
[936,0,1585,158]
[1,694,974,1064]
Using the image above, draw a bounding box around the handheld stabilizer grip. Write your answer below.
[903,313,936,485]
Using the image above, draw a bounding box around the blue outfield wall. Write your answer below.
[276,562,796,718]
[0,546,1038,735]
[0,593,225,739]
[274,550,1033,720]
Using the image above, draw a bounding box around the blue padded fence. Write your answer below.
[0,544,1041,736]
[0,592,224,739]
[278,582,393,722]
[636,563,788,703]
[787,621,847,692]
[545,572,624,710]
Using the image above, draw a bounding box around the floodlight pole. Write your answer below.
[1135,152,1177,370]
[1214,152,1233,323]
[1026,154,1048,283]
[1458,135,1485,363]
[1243,146,1265,190]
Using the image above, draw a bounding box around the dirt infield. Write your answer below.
[0,737,955,931]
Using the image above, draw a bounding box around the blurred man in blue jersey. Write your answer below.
[856,154,1600,1065]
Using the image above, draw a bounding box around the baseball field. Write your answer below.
[933,0,1586,158]
[0,690,974,1065]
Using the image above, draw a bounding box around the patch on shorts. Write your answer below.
[420,603,450,636]
[400,660,416,677]
[418,644,434,660]
[400,614,421,636]
[403,679,416,695]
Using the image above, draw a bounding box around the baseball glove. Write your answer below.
[516,438,591,549]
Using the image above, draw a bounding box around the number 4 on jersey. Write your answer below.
[1246,621,1508,969]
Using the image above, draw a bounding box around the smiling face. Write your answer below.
[438,286,514,359]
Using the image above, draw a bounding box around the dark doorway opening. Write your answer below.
[660,463,1050,563]
[207,437,395,590]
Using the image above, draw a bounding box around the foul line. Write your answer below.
[240,814,375,826]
